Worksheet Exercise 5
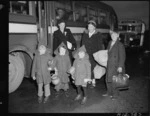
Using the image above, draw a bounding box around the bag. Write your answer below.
[93,65,106,79]
[93,50,108,67]
[112,73,130,89]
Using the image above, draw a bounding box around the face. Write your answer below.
[111,32,119,42]
[78,51,85,59]
[88,24,95,33]
[58,22,65,30]
[39,45,46,55]
[59,47,66,55]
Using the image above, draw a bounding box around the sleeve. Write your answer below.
[31,54,37,77]
[68,29,77,50]
[67,55,72,70]
[97,33,105,50]
[53,32,59,52]
[118,43,126,67]
[85,60,91,79]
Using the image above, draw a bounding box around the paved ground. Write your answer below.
[8,50,150,113]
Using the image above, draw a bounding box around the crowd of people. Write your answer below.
[31,19,126,104]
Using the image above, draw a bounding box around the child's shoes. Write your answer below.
[64,91,69,97]
[43,96,49,103]
[38,96,43,103]
[81,97,87,105]
[74,94,81,101]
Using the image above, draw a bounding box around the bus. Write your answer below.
[9,1,118,93]
[118,19,146,48]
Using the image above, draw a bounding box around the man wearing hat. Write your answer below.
[53,19,77,64]
[81,20,104,88]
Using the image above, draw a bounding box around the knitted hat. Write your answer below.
[88,20,97,27]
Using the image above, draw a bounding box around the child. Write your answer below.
[69,45,91,105]
[31,44,54,103]
[103,30,126,100]
[53,42,71,97]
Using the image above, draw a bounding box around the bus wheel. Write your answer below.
[9,54,25,93]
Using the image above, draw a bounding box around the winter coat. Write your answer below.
[31,49,54,85]
[81,30,104,78]
[53,28,77,62]
[53,42,71,84]
[106,39,126,82]
[72,45,91,86]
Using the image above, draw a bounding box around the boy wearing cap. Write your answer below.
[103,30,126,100]
[81,20,104,88]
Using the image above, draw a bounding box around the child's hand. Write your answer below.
[117,67,122,73]
[32,76,36,80]
[69,67,75,74]
[84,79,91,83]
[48,67,52,71]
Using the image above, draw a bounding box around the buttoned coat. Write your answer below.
[31,49,54,85]
[72,46,91,86]
[106,39,126,82]
[53,43,71,84]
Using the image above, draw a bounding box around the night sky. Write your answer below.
[102,1,149,30]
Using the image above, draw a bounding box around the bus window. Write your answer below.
[99,11,107,25]
[74,3,87,23]
[55,1,73,21]
[128,25,135,31]
[89,8,98,23]
[9,1,30,15]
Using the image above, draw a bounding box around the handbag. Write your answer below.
[112,73,130,89]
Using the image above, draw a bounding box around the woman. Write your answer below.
[103,30,126,100]
[81,20,104,88]
[53,19,77,64]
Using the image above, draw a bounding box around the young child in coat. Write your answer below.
[31,44,54,103]
[69,45,91,105]
[103,30,126,100]
[53,42,71,98]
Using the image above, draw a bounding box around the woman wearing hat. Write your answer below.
[53,19,77,64]
[81,20,104,88]
[102,30,126,100]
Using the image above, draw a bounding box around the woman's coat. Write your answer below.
[106,39,126,82]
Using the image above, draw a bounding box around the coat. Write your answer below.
[72,45,91,86]
[53,42,71,84]
[31,49,54,85]
[81,30,104,78]
[53,28,77,62]
[106,39,126,82]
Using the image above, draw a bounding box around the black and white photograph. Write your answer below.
[7,0,150,114]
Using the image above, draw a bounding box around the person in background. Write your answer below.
[31,44,54,103]
[81,20,104,88]
[53,19,77,64]
[102,30,126,100]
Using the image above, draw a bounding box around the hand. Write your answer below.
[32,76,36,80]
[67,41,72,50]
[69,67,75,74]
[84,79,91,83]
[48,67,52,71]
[117,67,122,73]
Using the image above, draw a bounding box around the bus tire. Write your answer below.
[9,54,25,93]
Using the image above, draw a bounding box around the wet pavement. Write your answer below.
[8,50,149,113]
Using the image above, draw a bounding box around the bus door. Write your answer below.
[37,1,55,50]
